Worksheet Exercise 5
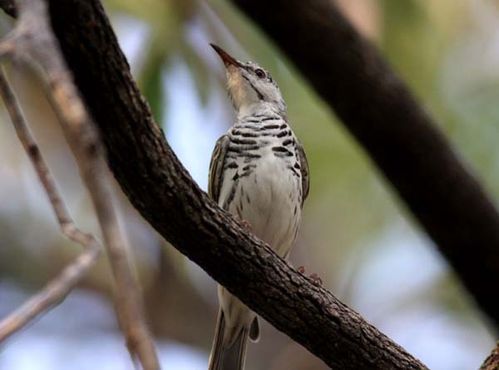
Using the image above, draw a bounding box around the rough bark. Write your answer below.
[0,0,16,16]
[6,0,429,368]
[481,343,499,370]
[229,0,499,327]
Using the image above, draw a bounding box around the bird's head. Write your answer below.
[211,44,286,116]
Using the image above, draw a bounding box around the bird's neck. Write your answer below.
[236,101,286,121]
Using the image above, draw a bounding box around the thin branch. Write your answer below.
[481,343,499,370]
[0,68,100,342]
[0,0,160,369]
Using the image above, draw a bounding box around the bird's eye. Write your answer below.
[255,68,266,79]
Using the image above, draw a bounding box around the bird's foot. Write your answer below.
[309,273,323,286]
[297,266,323,286]
[239,219,252,232]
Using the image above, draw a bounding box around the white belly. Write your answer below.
[219,150,302,257]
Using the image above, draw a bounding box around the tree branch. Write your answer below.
[24,0,432,368]
[0,0,16,17]
[481,343,499,370]
[0,67,100,342]
[229,0,499,328]
[0,0,160,368]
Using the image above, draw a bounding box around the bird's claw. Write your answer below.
[309,273,323,286]
[240,219,252,232]
[297,266,322,286]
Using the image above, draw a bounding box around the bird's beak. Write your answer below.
[210,44,242,68]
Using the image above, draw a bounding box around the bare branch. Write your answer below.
[38,0,431,368]
[0,68,100,342]
[481,343,499,370]
[0,0,16,17]
[0,0,160,368]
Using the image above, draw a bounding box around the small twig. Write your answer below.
[481,343,499,370]
[0,0,160,369]
[0,68,100,342]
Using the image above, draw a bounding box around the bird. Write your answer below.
[207,44,310,370]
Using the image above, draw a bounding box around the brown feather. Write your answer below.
[208,134,230,201]
[296,140,310,205]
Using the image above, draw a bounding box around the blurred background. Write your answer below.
[0,0,498,369]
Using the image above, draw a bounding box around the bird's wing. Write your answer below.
[296,140,310,205]
[208,134,230,202]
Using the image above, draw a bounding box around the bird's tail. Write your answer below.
[208,310,249,370]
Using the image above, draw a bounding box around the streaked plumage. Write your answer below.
[208,45,309,370]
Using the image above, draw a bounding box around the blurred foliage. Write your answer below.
[0,1,498,369]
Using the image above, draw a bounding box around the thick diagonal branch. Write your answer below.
[230,0,499,327]
[481,343,499,370]
[29,0,432,368]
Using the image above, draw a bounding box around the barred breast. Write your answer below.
[217,115,303,257]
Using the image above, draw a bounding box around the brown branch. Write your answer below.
[0,0,160,368]
[0,0,16,16]
[0,67,100,342]
[230,0,499,328]
[32,0,431,368]
[481,343,499,370]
